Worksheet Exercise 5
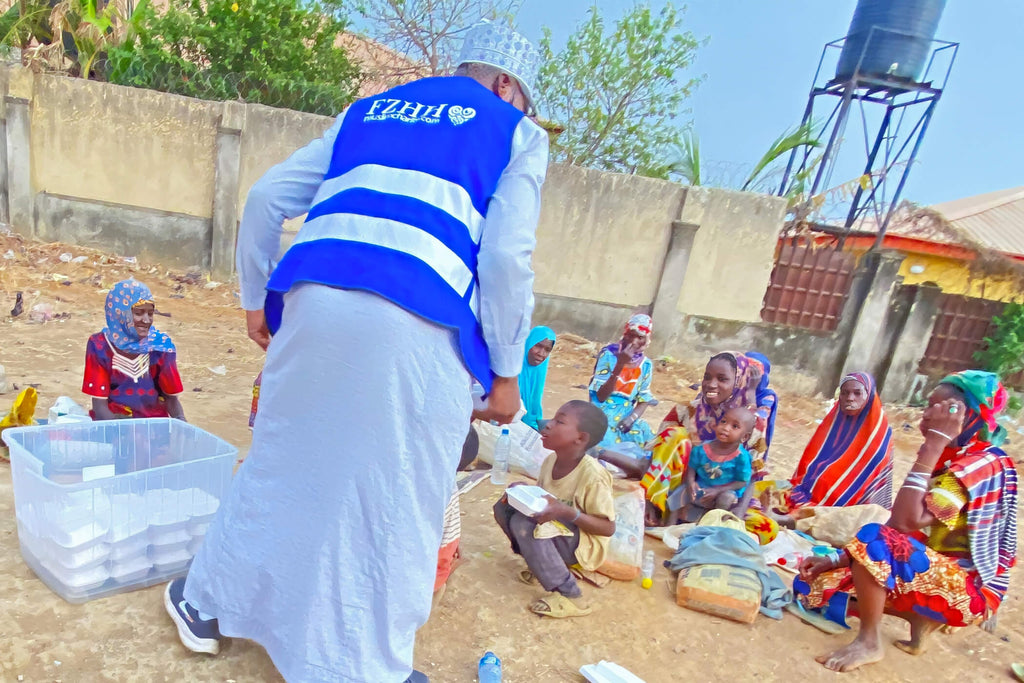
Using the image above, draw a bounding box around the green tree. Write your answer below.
[536,4,704,177]
[106,0,360,116]
[975,303,1024,378]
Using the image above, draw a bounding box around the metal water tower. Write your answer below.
[778,0,958,245]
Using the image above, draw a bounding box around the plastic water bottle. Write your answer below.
[491,428,511,486]
[478,651,502,683]
[777,552,805,568]
[641,549,655,589]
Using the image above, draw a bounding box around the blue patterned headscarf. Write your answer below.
[103,279,175,354]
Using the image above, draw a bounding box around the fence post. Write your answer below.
[880,284,943,403]
[210,101,245,279]
[839,250,906,380]
[4,68,33,233]
[648,220,700,356]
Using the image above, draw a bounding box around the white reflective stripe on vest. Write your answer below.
[311,163,485,244]
[294,213,475,297]
[468,281,480,321]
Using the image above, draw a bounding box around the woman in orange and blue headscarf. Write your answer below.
[82,279,185,420]
[796,370,1017,673]
[588,314,656,449]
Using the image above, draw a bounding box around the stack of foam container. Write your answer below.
[3,418,236,603]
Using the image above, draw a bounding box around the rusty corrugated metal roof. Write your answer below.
[930,187,1024,258]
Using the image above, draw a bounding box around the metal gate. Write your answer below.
[760,241,857,332]
[918,294,1006,376]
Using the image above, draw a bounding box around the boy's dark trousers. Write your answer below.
[493,499,583,598]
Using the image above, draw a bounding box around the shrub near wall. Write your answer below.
[106,0,360,116]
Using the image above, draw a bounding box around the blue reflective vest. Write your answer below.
[265,76,526,391]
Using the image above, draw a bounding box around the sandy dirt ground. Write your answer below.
[1,233,1022,683]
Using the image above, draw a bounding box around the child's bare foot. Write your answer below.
[644,502,665,527]
[895,617,940,655]
[815,636,885,672]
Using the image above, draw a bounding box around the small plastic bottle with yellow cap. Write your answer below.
[641,550,655,589]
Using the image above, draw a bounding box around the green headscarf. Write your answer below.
[939,370,1008,447]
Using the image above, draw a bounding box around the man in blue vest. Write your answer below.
[163,22,547,682]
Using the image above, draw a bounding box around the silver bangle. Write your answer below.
[927,428,954,441]
[904,472,930,487]
[901,483,928,493]
[572,508,581,523]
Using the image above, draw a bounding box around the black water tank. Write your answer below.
[836,0,946,82]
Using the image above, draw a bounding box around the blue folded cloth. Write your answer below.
[666,525,793,619]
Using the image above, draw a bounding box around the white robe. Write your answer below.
[185,284,472,682]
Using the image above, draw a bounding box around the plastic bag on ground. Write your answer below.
[597,480,645,581]
[48,396,91,424]
[475,406,551,479]
[793,504,891,547]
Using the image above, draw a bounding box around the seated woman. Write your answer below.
[520,326,557,431]
[641,351,767,524]
[588,314,656,451]
[796,371,1017,673]
[83,279,185,421]
[765,372,894,527]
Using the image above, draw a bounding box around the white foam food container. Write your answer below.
[507,485,551,517]
[109,554,153,585]
[3,418,237,603]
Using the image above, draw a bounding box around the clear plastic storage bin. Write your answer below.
[3,418,237,603]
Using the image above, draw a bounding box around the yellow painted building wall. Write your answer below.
[849,249,1024,303]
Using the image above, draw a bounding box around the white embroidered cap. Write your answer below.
[457,20,540,111]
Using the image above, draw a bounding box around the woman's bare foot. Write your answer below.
[815,635,885,672]
[895,617,941,655]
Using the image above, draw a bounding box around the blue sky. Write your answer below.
[515,1,1023,206]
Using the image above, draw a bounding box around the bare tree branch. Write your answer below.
[351,0,521,81]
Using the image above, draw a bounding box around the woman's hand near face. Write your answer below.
[920,397,967,446]
[615,342,636,367]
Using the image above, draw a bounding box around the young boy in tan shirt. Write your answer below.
[493,400,615,618]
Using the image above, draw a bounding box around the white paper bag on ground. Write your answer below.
[580,661,646,683]
[475,409,551,480]
[597,481,645,581]
[793,504,891,547]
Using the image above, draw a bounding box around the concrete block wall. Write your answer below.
[0,66,939,399]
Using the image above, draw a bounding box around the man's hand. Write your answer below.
[246,309,271,351]
[472,375,520,424]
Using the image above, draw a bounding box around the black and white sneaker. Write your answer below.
[164,578,221,655]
